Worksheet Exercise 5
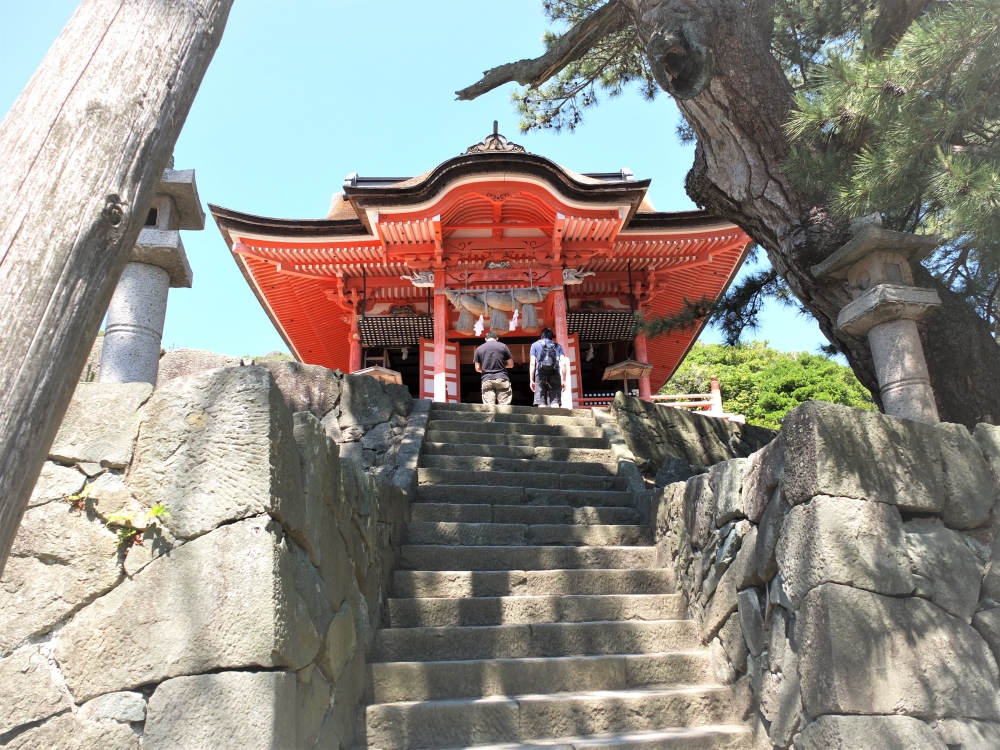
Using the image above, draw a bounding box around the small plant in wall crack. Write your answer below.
[105,504,171,551]
[65,485,93,512]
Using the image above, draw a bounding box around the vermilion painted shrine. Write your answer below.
[210,129,751,407]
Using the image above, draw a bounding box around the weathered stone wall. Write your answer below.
[651,400,1000,749]
[611,393,776,484]
[0,364,420,749]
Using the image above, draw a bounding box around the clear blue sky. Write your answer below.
[1,0,826,357]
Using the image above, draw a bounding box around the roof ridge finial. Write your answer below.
[465,123,526,155]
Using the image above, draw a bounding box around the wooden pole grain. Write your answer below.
[0,0,234,575]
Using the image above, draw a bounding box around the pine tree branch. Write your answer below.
[868,0,934,57]
[456,0,628,100]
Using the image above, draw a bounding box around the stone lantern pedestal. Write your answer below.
[99,169,204,386]
[812,221,941,423]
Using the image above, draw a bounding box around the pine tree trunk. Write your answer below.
[624,0,1000,428]
[0,0,234,575]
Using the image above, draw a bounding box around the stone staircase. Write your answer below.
[358,403,751,750]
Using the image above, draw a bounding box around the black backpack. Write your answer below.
[537,341,558,374]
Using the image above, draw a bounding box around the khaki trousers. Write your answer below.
[482,378,512,405]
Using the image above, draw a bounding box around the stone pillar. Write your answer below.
[633,333,652,399]
[100,168,203,386]
[811,220,941,423]
[433,286,448,402]
[102,263,171,384]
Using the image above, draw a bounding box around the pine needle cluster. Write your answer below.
[787,0,1000,332]
[512,1,657,132]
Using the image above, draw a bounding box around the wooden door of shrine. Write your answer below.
[419,338,460,403]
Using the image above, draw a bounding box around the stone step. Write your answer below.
[387,594,686,628]
[371,620,700,662]
[419,454,618,477]
[410,726,753,750]
[418,468,627,492]
[410,504,641,526]
[422,442,615,464]
[367,650,710,703]
[400,545,656,572]
[406,522,651,548]
[428,409,597,427]
[362,686,740,749]
[430,402,590,419]
[416,485,634,508]
[427,419,605,439]
[426,431,608,450]
[390,569,676,599]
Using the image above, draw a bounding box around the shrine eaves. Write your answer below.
[210,128,751,408]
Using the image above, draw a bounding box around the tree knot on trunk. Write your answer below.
[644,13,713,99]
[101,194,128,230]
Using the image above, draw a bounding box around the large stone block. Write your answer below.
[798,583,1000,720]
[937,422,999,528]
[143,671,296,750]
[972,608,1000,666]
[289,412,339,567]
[754,487,787,581]
[0,644,71,736]
[781,402,996,527]
[156,348,240,383]
[338,374,394,427]
[934,718,1000,749]
[296,665,331,749]
[255,360,342,419]
[55,516,319,701]
[611,393,776,474]
[77,692,146,723]
[905,518,982,622]
[776,495,914,609]
[710,459,746,525]
[28,462,86,508]
[49,382,152,469]
[683,474,715,549]
[2,712,141,750]
[741,439,785,523]
[798,715,947,750]
[1,503,122,653]
[127,367,301,539]
[384,382,414,416]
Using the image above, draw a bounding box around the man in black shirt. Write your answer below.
[473,331,514,405]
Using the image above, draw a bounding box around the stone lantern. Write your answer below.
[99,168,204,386]
[812,218,941,424]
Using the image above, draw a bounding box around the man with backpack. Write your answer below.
[529,328,568,408]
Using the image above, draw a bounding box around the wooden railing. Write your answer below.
[580,375,746,423]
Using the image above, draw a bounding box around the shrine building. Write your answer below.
[210,128,751,408]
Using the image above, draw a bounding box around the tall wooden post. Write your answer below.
[552,287,570,353]
[349,315,362,373]
[634,333,653,399]
[552,287,573,408]
[433,287,448,402]
[0,0,234,576]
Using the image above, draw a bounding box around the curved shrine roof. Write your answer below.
[210,131,751,389]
